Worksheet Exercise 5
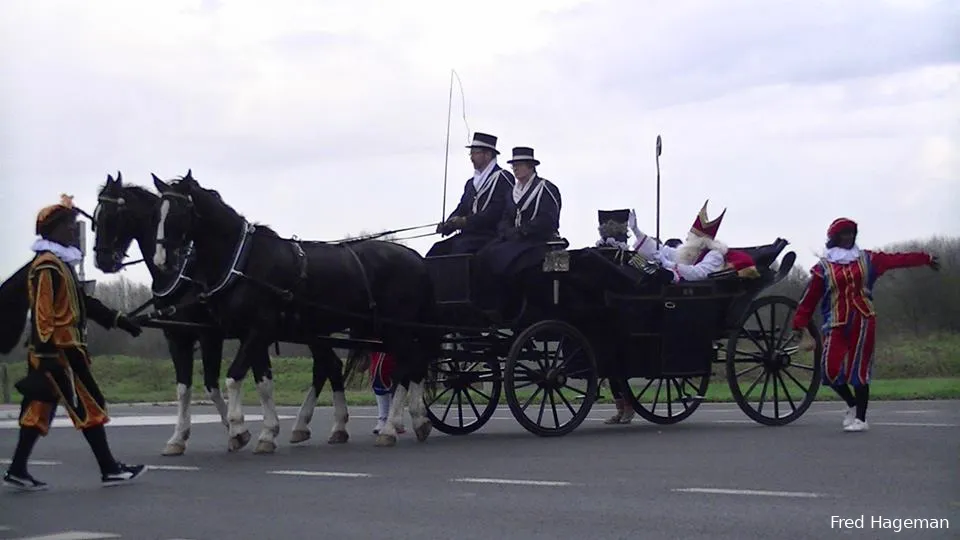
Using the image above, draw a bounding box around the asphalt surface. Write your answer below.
[0,400,957,540]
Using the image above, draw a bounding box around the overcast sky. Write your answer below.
[2,0,958,289]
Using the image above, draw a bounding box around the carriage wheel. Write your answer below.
[424,335,502,435]
[504,320,599,437]
[620,373,711,425]
[725,295,822,426]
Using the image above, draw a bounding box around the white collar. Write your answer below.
[473,160,497,190]
[513,174,538,204]
[825,245,861,264]
[31,238,83,265]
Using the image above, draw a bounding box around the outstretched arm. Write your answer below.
[792,266,825,330]
[869,250,934,276]
[83,293,121,330]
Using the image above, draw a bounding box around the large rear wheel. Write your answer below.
[725,295,822,426]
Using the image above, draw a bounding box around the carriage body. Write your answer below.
[422,236,823,436]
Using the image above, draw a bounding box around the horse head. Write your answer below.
[152,169,239,274]
[93,171,160,274]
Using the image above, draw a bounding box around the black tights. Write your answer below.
[831,383,870,421]
[9,424,118,477]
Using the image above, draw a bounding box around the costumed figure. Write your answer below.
[473,146,562,315]
[791,218,939,432]
[629,201,759,282]
[427,132,516,256]
[369,351,405,435]
[3,195,146,492]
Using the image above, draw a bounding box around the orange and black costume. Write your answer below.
[16,250,128,435]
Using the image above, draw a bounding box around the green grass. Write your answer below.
[2,332,958,406]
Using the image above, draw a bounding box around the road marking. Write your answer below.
[452,477,573,487]
[8,532,122,540]
[672,487,825,498]
[267,470,371,478]
[0,414,295,430]
[146,465,201,471]
[873,422,958,427]
[0,459,61,466]
[0,525,11,531]
[892,410,937,414]
[711,420,755,424]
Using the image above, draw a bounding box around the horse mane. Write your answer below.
[187,181,281,240]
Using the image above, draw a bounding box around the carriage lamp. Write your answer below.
[542,250,570,272]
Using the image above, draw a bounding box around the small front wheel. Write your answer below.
[504,320,599,437]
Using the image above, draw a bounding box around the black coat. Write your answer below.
[477,175,562,277]
[427,165,515,256]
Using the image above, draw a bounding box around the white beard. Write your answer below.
[673,232,727,265]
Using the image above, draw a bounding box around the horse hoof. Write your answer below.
[374,434,397,447]
[327,430,349,444]
[414,423,432,442]
[290,429,312,444]
[253,440,277,454]
[162,443,185,456]
[228,430,252,452]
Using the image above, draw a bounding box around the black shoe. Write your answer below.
[3,470,48,491]
[101,463,147,486]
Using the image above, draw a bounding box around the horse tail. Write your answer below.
[416,268,443,395]
[0,262,31,355]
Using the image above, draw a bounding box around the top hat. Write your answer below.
[507,146,540,166]
[466,132,500,154]
[597,209,630,226]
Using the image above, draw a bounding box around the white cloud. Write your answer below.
[0,0,957,291]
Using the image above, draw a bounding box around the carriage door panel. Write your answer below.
[659,284,718,377]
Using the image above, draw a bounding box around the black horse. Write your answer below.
[151,171,440,448]
[94,173,352,454]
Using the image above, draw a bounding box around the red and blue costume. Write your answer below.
[369,351,395,396]
[792,217,937,431]
[793,226,933,387]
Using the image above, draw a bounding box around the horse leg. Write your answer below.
[374,336,430,446]
[322,344,349,444]
[199,331,229,430]
[224,337,256,452]
[251,344,281,454]
[404,338,432,443]
[290,343,324,444]
[163,332,196,456]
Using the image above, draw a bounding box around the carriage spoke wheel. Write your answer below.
[726,295,822,426]
[504,320,598,437]
[621,373,711,425]
[424,335,502,435]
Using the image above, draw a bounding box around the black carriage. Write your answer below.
[421,236,823,437]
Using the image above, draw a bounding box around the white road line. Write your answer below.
[0,459,61,466]
[672,488,825,498]
[7,532,122,540]
[0,525,11,531]
[452,477,574,487]
[146,465,201,471]
[874,422,958,427]
[267,470,371,478]
[892,410,938,414]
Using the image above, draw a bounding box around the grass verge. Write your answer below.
[2,354,958,407]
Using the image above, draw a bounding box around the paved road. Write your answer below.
[1,400,958,540]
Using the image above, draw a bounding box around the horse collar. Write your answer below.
[199,219,257,300]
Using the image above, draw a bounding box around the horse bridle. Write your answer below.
[92,194,144,270]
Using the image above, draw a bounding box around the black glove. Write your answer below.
[116,313,142,337]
